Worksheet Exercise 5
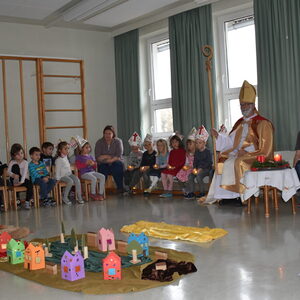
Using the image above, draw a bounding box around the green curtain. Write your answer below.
[114,29,141,154]
[254,0,300,150]
[169,5,216,138]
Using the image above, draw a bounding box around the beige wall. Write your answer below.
[0,22,116,161]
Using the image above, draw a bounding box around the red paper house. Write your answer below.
[102,251,121,280]
[0,231,12,255]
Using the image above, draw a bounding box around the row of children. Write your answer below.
[124,126,213,198]
[1,136,105,210]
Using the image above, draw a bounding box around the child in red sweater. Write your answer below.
[160,135,186,198]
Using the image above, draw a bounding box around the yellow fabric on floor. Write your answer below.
[121,220,228,243]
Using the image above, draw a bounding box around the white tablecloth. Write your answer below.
[241,168,300,202]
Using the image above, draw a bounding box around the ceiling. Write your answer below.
[0,0,217,34]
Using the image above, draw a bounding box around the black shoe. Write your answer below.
[198,192,206,198]
[234,197,243,207]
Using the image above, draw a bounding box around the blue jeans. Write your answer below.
[34,177,56,200]
[98,161,124,190]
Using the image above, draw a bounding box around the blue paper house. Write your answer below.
[127,233,149,256]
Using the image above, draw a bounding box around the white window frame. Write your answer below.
[217,7,257,128]
[147,33,173,139]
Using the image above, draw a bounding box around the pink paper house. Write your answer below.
[97,228,115,252]
[103,251,121,280]
[0,231,11,255]
[61,250,85,281]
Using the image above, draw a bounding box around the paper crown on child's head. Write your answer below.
[69,136,88,149]
[218,124,227,134]
[128,132,142,147]
[187,127,198,141]
[195,125,209,142]
[143,133,153,144]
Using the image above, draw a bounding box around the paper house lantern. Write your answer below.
[0,231,12,255]
[103,251,121,280]
[24,243,45,270]
[61,250,85,281]
[128,232,149,256]
[97,228,115,252]
[7,239,25,264]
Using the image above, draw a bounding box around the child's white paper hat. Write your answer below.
[143,133,153,144]
[128,132,142,147]
[187,127,198,141]
[195,125,209,142]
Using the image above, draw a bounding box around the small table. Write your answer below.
[241,168,300,217]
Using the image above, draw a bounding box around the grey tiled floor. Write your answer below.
[1,194,300,300]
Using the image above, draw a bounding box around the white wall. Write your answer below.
[0,22,116,161]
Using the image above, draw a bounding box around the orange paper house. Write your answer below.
[24,243,45,270]
[0,231,12,255]
[103,251,121,280]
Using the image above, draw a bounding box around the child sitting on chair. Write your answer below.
[40,142,55,167]
[160,133,186,198]
[144,139,169,194]
[185,126,212,199]
[7,144,33,210]
[55,141,84,205]
[29,147,56,206]
[123,132,143,194]
[176,128,197,197]
[75,137,106,201]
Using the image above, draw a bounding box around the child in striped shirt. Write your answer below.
[29,147,56,206]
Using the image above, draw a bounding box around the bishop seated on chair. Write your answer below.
[204,80,274,205]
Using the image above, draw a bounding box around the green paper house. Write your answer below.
[7,239,25,264]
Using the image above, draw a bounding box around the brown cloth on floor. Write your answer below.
[142,259,197,282]
[0,225,30,239]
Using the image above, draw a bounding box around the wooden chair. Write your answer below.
[0,168,8,211]
[33,166,59,207]
[8,184,38,210]
[247,185,296,217]
[53,165,78,204]
[76,167,106,201]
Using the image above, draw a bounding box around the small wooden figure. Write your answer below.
[61,250,85,281]
[116,241,128,254]
[87,232,97,248]
[103,251,121,280]
[45,262,57,275]
[7,239,25,264]
[130,249,141,264]
[154,251,168,260]
[97,228,115,252]
[155,262,167,271]
[0,231,12,255]
[24,243,45,270]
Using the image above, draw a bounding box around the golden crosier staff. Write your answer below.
[201,45,217,169]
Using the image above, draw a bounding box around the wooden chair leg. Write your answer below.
[3,190,8,212]
[84,183,89,201]
[255,196,259,205]
[263,185,270,218]
[13,189,17,210]
[247,197,251,214]
[58,185,62,204]
[291,196,296,215]
[272,188,279,210]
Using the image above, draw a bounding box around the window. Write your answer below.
[217,9,257,128]
[148,35,173,137]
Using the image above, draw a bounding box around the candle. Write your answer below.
[182,165,189,171]
[83,246,89,259]
[128,165,134,170]
[257,155,266,163]
[130,249,141,264]
[193,168,198,175]
[167,165,173,170]
[60,233,65,243]
[274,154,282,162]
[153,164,159,169]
